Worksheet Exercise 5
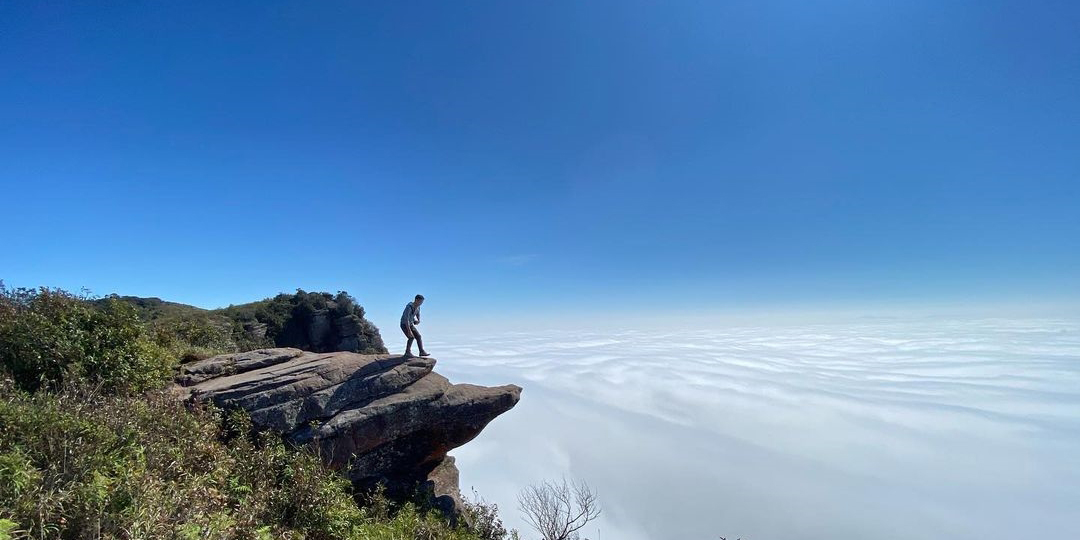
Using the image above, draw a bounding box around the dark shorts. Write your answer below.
[401,323,419,337]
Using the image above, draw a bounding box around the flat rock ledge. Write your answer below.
[171,348,521,519]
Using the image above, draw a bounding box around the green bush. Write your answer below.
[0,519,19,540]
[149,313,242,363]
[0,378,491,540]
[464,490,519,540]
[0,286,174,394]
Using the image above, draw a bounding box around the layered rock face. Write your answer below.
[172,348,521,517]
[272,310,385,354]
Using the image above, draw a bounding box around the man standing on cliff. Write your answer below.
[401,294,429,357]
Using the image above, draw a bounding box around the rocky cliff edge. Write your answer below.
[171,348,521,518]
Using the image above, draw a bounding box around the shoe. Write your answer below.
[403,351,415,358]
[419,351,431,357]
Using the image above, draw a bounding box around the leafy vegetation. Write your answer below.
[0,284,505,540]
[0,379,498,540]
[218,290,385,354]
[0,287,173,394]
[99,289,387,357]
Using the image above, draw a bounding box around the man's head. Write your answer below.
[414,294,425,307]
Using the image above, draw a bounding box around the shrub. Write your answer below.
[0,286,173,394]
[0,519,19,540]
[149,313,240,363]
[0,378,489,540]
[465,489,519,540]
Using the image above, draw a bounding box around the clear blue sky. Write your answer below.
[2,1,1078,323]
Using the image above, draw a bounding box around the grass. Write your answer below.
[0,377,493,540]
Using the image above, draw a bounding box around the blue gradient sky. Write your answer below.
[2,1,1078,324]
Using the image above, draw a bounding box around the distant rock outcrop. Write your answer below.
[172,348,521,518]
[222,291,386,354]
[100,290,387,355]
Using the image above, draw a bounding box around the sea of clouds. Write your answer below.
[410,316,1080,540]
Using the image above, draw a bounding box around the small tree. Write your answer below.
[517,478,600,540]
[465,488,517,540]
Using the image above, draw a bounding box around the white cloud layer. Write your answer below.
[414,317,1080,540]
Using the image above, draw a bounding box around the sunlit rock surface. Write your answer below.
[173,348,521,517]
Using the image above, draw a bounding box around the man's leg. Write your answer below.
[402,324,414,356]
[413,327,428,356]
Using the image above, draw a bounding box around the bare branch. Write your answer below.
[518,477,601,540]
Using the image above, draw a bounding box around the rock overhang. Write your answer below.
[172,347,521,518]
